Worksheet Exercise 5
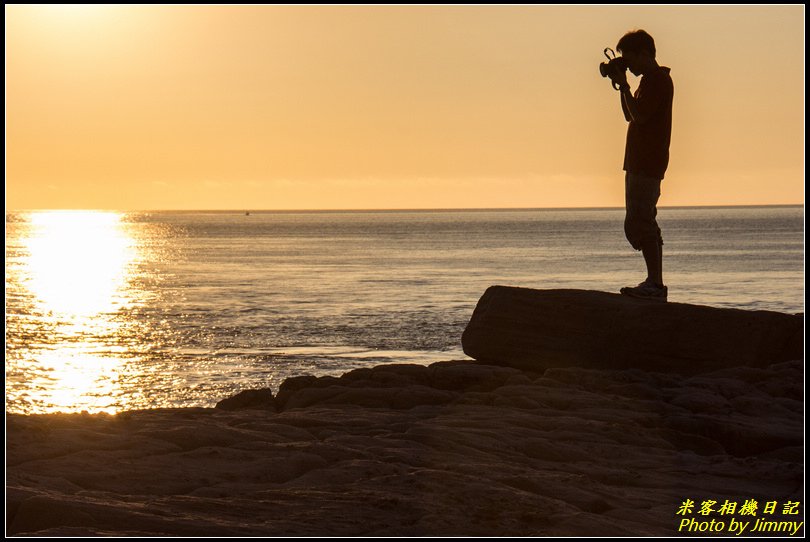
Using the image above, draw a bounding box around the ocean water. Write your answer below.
[5,206,804,414]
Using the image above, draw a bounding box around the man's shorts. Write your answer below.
[624,171,663,251]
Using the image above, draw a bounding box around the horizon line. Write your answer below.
[5,203,804,214]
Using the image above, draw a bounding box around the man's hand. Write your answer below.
[610,69,629,90]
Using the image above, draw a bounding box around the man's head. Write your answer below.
[617,30,657,76]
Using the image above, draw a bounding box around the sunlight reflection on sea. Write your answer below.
[5,207,804,414]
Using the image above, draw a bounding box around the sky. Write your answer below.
[5,5,805,210]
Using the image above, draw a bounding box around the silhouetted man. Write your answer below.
[609,30,673,302]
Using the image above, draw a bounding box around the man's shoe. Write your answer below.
[620,280,668,302]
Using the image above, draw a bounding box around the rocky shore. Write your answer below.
[6,289,804,536]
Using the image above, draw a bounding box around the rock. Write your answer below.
[6,357,803,536]
[274,375,320,410]
[428,361,526,391]
[10,496,96,534]
[462,286,803,374]
[215,388,275,411]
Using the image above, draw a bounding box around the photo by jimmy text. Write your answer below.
[676,499,803,535]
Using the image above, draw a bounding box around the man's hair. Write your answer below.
[617,30,656,58]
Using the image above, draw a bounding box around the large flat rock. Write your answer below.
[6,359,804,536]
[461,286,803,374]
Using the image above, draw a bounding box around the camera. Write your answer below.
[599,57,626,79]
[599,48,626,88]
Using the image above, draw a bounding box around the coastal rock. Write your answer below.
[7,291,805,536]
[6,358,803,536]
[215,388,275,411]
[462,286,803,374]
[271,361,522,411]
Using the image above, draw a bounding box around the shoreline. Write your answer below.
[7,290,805,535]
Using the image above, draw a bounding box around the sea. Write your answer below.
[4,206,805,414]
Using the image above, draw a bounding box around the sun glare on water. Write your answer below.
[25,211,136,316]
[8,211,141,414]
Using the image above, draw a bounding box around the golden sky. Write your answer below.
[5,5,805,210]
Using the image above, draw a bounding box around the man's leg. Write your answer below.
[625,173,664,280]
[623,172,666,300]
[641,239,663,287]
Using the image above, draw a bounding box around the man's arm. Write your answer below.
[611,71,634,122]
[620,86,632,122]
[620,85,640,122]
[620,78,666,125]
